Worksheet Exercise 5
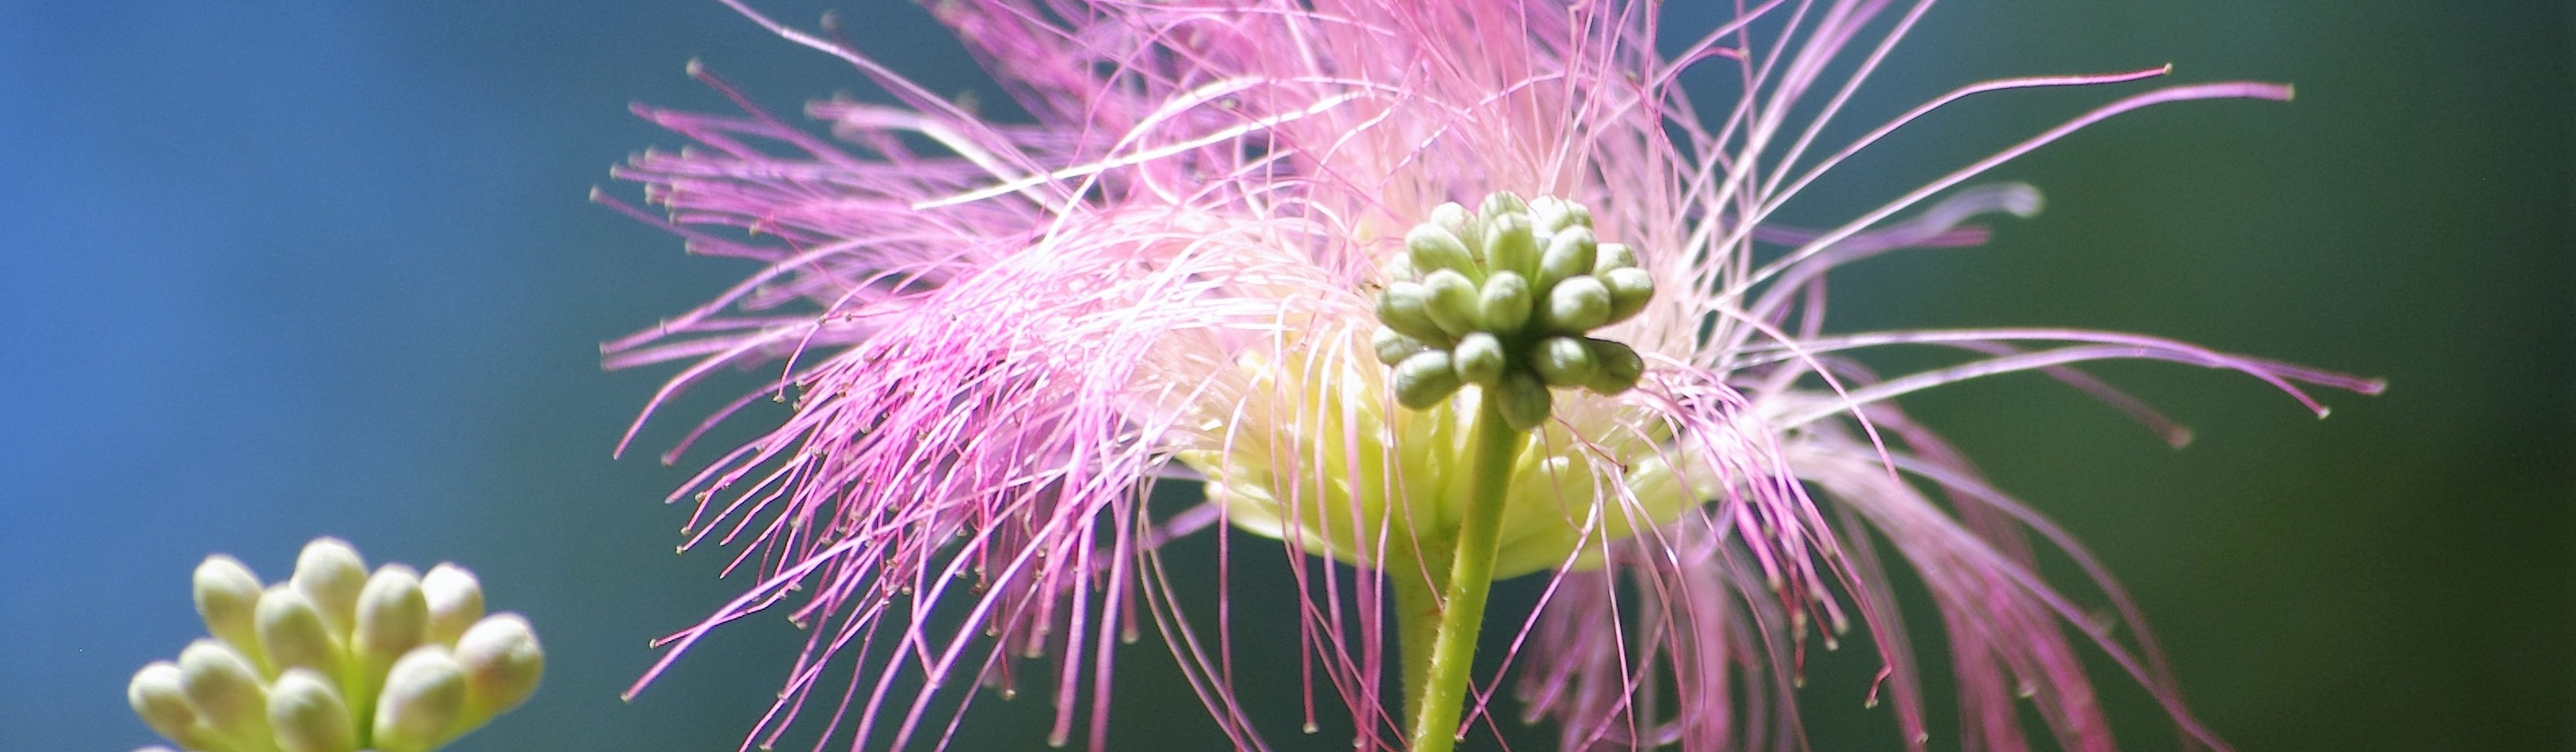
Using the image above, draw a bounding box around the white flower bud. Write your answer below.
[420,563,485,649]
[1480,211,1539,278]
[1391,350,1461,409]
[374,645,468,752]
[177,639,271,750]
[454,613,544,722]
[1541,276,1612,333]
[1477,271,1532,334]
[269,668,357,752]
[1419,269,1480,337]
[290,537,368,637]
[1532,336,1598,387]
[355,565,429,668]
[257,584,345,678]
[1451,333,1507,386]
[1372,327,1425,367]
[1403,224,1478,278]
[1536,225,1598,291]
[127,661,202,747]
[1375,281,1450,345]
[1495,372,1554,431]
[193,554,268,668]
[1477,190,1528,220]
[1601,267,1655,324]
[1583,339,1646,396]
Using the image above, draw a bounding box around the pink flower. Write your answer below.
[599,2,2380,751]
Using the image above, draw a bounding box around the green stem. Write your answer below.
[1391,548,1447,727]
[1403,395,1524,752]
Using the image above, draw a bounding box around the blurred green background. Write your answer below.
[3,2,2564,751]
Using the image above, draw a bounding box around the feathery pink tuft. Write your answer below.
[601,2,2380,751]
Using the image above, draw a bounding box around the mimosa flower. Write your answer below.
[601,2,2379,751]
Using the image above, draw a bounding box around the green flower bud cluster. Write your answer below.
[1374,192,1655,429]
[129,537,542,752]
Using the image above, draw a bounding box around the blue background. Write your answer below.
[2,2,2565,751]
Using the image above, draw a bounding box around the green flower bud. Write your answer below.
[374,646,468,752]
[178,639,271,750]
[1537,225,1598,291]
[454,613,544,723]
[269,668,357,752]
[356,565,429,669]
[420,563,485,647]
[1477,270,1533,335]
[1371,327,1425,367]
[1403,224,1479,278]
[1429,201,1480,251]
[1583,339,1647,395]
[1541,276,1613,333]
[1602,266,1655,324]
[128,661,203,748]
[1481,211,1540,279]
[1391,350,1462,409]
[193,554,267,668]
[1528,195,1591,233]
[1592,243,1638,276]
[1495,372,1554,431]
[1532,336,1598,387]
[1478,190,1528,220]
[291,537,368,638]
[257,584,345,679]
[1419,269,1480,337]
[1451,332,1507,385]
[1375,282,1450,345]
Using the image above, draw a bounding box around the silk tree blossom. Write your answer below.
[599,2,2379,751]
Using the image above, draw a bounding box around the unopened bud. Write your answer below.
[1375,282,1449,345]
[193,555,267,666]
[375,646,468,752]
[1584,339,1647,395]
[1403,224,1478,277]
[1537,226,1598,291]
[454,613,544,722]
[1528,195,1590,234]
[1602,267,1655,324]
[127,661,200,746]
[1592,243,1638,276]
[356,565,429,667]
[177,639,270,750]
[291,537,367,637]
[1452,333,1507,385]
[1532,336,1598,387]
[270,668,357,752]
[1541,276,1612,333]
[1372,327,1426,366]
[1481,212,1540,278]
[1477,271,1532,334]
[1478,190,1528,220]
[1429,202,1479,250]
[257,585,344,678]
[1392,350,1462,409]
[420,563,485,647]
[1419,269,1480,337]
[1495,372,1554,431]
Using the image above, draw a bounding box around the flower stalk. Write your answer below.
[1403,393,1526,752]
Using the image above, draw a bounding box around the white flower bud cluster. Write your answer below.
[129,537,541,752]
[1375,192,1654,429]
